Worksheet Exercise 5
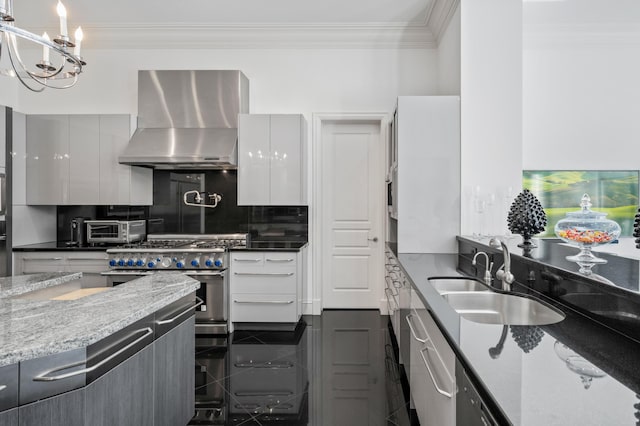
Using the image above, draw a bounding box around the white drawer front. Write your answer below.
[231,294,298,323]
[232,271,296,294]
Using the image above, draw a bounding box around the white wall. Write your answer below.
[523,41,640,170]
[15,47,438,115]
[437,4,461,96]
[460,0,523,236]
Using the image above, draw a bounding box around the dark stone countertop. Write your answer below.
[394,250,640,426]
[13,242,114,251]
[231,240,308,252]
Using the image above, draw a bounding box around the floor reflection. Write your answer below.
[190,310,413,426]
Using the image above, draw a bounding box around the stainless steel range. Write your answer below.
[103,233,247,336]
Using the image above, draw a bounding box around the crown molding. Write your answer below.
[34,22,437,50]
[524,23,640,48]
[425,0,460,44]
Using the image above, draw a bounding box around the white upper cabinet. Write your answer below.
[27,115,70,205]
[69,115,100,204]
[238,114,307,206]
[26,114,152,206]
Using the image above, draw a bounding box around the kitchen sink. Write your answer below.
[428,277,492,294]
[442,292,565,325]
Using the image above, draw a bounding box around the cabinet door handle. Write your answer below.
[23,257,63,261]
[266,258,294,263]
[419,344,454,398]
[233,299,294,304]
[405,314,427,343]
[233,272,294,277]
[233,258,261,262]
[156,297,204,325]
[33,327,153,382]
[0,385,6,392]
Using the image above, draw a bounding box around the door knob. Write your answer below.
[368,237,378,242]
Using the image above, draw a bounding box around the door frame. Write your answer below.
[311,112,389,315]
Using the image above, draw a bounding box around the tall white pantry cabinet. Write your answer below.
[393,96,461,254]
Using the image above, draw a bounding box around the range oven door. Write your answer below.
[186,271,228,335]
[101,270,229,335]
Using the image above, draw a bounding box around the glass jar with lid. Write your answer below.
[554,193,621,275]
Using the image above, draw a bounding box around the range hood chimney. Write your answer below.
[119,70,249,169]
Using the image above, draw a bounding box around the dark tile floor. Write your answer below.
[190,310,417,426]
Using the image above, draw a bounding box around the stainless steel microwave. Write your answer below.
[86,220,146,244]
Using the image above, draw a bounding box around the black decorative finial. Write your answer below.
[507,189,547,248]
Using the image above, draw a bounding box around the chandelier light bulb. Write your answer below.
[74,26,83,55]
[56,1,67,37]
[42,32,51,63]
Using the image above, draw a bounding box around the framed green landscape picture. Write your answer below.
[522,170,639,238]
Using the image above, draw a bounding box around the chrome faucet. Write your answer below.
[471,251,493,286]
[489,238,515,291]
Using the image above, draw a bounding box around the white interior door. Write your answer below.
[319,118,384,309]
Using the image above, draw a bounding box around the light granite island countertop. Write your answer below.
[0,272,200,367]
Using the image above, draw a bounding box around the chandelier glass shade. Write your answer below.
[0,0,86,92]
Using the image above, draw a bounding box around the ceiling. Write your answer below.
[11,0,458,49]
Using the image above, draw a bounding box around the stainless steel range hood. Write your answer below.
[119,70,249,169]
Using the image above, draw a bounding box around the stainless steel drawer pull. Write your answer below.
[420,344,453,398]
[233,258,261,262]
[0,385,6,392]
[267,403,293,410]
[67,257,109,261]
[23,257,63,261]
[33,327,153,382]
[234,299,294,304]
[266,258,294,262]
[234,361,294,369]
[234,391,293,397]
[156,297,204,325]
[233,272,294,277]
[405,314,427,343]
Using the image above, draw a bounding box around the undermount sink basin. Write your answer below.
[442,292,565,326]
[428,277,491,294]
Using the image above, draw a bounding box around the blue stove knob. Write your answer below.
[214,259,223,267]
[109,259,117,267]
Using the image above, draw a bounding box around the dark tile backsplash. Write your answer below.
[57,170,308,242]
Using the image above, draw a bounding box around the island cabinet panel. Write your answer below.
[238,114,307,206]
[18,387,85,426]
[85,344,154,426]
[0,408,18,425]
[153,316,195,426]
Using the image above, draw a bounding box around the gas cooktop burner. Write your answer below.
[106,233,247,271]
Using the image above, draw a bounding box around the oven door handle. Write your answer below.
[101,271,155,276]
[156,297,204,325]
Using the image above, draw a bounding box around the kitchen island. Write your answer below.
[390,243,640,425]
[0,271,199,426]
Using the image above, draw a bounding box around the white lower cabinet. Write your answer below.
[14,251,109,286]
[407,289,456,426]
[230,250,304,326]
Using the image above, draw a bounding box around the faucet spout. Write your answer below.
[471,251,493,286]
[489,238,515,291]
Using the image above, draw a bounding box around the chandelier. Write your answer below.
[0,0,86,92]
